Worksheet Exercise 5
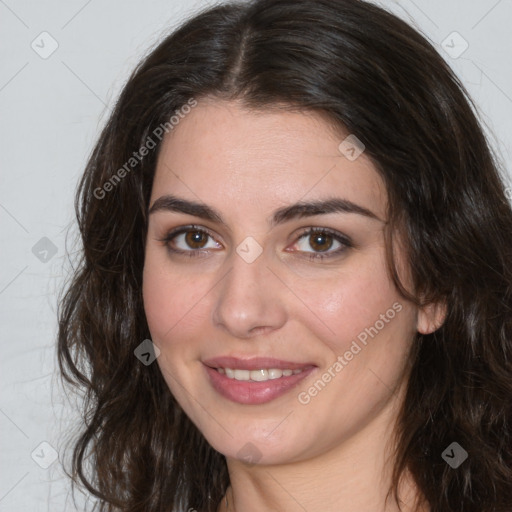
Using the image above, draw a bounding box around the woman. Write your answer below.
[57,0,512,511]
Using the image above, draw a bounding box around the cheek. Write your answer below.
[142,254,208,401]
[142,252,206,344]
[333,277,398,346]
[142,260,170,337]
[286,253,406,357]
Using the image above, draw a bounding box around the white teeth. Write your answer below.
[233,369,250,381]
[268,368,283,380]
[250,369,268,381]
[217,367,304,381]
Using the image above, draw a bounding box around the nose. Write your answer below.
[211,246,287,339]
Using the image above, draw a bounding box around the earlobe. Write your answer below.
[417,301,447,334]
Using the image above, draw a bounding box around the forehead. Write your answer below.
[151,99,387,222]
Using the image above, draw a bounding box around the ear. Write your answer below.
[416,301,447,335]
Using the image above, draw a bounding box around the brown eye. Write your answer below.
[291,227,352,261]
[161,225,222,256]
[308,232,333,252]
[184,230,209,249]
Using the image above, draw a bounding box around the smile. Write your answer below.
[202,357,317,404]
[216,367,304,381]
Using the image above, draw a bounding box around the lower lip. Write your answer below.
[204,365,316,405]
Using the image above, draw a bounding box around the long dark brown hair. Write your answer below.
[57,0,512,510]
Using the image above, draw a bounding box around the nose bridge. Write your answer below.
[225,234,268,292]
[212,239,286,337]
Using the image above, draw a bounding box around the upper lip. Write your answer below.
[202,356,316,371]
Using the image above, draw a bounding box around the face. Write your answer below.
[143,98,423,465]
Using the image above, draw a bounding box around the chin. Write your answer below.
[197,415,318,466]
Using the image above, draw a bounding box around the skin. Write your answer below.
[142,98,444,512]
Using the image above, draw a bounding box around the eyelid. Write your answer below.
[159,224,353,259]
[158,224,222,247]
[293,226,353,246]
[288,226,353,260]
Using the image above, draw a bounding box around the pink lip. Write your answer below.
[202,356,317,405]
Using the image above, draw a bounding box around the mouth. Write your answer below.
[202,356,317,404]
[216,367,305,381]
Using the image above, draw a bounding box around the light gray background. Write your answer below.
[0,0,511,510]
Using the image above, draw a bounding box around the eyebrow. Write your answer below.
[148,194,383,226]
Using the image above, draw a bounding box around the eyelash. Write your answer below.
[159,225,353,261]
